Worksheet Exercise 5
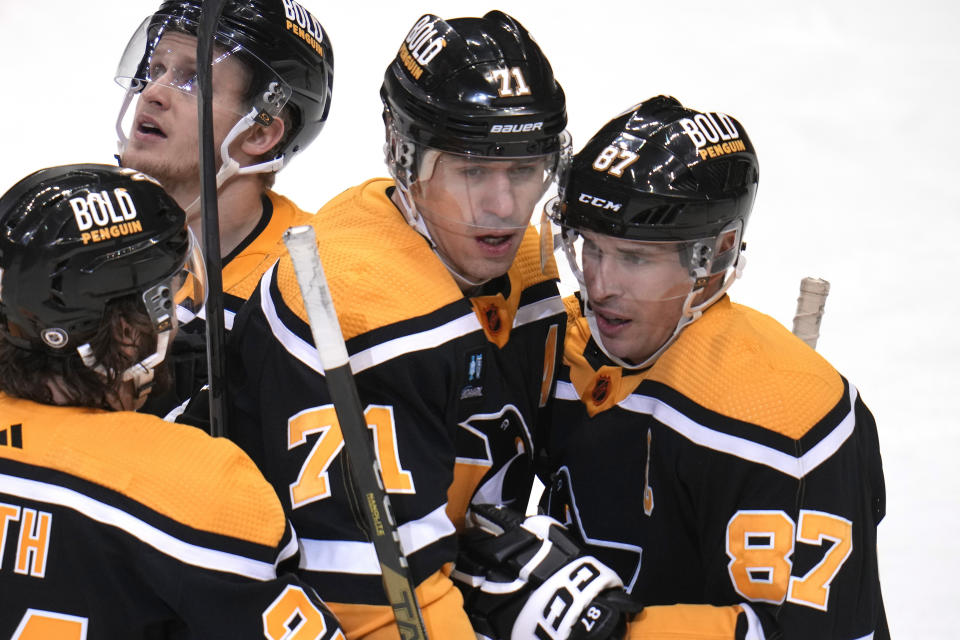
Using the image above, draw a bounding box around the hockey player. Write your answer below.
[226,11,571,638]
[453,96,889,639]
[114,0,333,415]
[0,164,344,639]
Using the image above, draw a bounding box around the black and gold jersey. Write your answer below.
[227,178,565,638]
[0,394,344,639]
[184,189,316,331]
[146,190,316,419]
[543,296,888,640]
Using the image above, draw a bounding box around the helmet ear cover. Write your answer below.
[0,164,194,354]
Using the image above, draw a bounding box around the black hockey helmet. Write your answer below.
[116,0,334,163]
[382,10,568,182]
[552,95,758,248]
[0,164,202,353]
[548,97,760,369]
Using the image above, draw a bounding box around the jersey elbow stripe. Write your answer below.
[1,473,279,580]
[278,529,300,564]
[298,503,455,574]
[738,602,766,640]
[260,263,563,375]
[261,263,327,373]
[555,381,858,479]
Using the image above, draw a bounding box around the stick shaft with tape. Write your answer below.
[283,225,429,640]
[792,277,830,349]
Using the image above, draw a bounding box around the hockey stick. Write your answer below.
[283,225,429,640]
[792,277,830,349]
[196,0,229,437]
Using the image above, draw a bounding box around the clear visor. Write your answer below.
[409,146,565,236]
[562,227,711,303]
[115,15,291,119]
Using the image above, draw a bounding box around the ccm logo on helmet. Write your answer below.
[579,193,622,212]
[70,188,143,245]
[490,122,543,134]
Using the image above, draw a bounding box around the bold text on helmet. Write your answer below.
[490,122,544,134]
[697,139,747,161]
[678,113,740,149]
[398,44,425,80]
[80,221,144,246]
[404,16,446,67]
[282,0,326,56]
[578,193,623,212]
[70,189,138,231]
[70,188,145,245]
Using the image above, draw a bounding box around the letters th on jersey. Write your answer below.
[0,501,52,579]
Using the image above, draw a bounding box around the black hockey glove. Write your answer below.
[453,503,641,640]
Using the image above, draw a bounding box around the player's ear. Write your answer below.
[240,118,285,157]
[716,227,738,254]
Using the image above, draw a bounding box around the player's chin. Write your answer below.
[462,252,516,284]
[602,333,651,365]
[120,149,159,176]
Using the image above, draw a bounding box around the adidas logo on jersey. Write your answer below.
[0,423,23,448]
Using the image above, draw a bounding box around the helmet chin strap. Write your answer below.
[115,88,137,155]
[183,108,285,215]
[392,180,488,291]
[77,330,171,406]
[580,254,746,371]
[115,98,283,216]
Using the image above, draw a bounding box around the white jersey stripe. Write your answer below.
[0,473,278,581]
[262,262,326,374]
[300,538,380,575]
[260,264,561,376]
[179,304,236,330]
[298,503,455,575]
[513,295,563,327]
[348,314,480,374]
[554,381,858,479]
[739,603,766,640]
[555,381,580,401]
